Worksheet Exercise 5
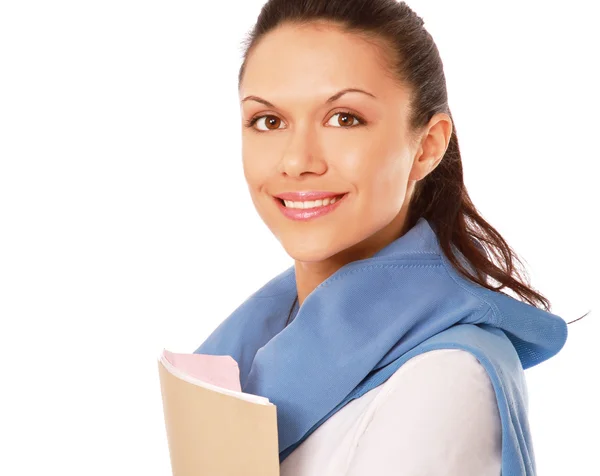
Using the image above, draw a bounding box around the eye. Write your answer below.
[245,115,286,131]
[326,111,365,128]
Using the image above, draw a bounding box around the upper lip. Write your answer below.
[273,191,347,201]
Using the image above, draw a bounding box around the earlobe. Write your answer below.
[408,152,435,182]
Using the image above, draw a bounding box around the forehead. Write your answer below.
[240,23,407,104]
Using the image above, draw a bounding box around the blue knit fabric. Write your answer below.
[193,217,568,475]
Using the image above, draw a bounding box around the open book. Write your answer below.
[157,349,280,476]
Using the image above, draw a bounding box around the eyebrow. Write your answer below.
[241,88,376,108]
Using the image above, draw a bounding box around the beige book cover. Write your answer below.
[157,349,280,476]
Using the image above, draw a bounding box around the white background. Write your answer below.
[0,1,598,474]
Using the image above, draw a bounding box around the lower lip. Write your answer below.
[274,193,349,221]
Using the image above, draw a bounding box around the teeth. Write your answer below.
[283,194,344,209]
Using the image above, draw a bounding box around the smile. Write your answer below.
[274,193,349,221]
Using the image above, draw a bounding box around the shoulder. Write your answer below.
[345,349,502,476]
[368,349,499,424]
[386,347,496,393]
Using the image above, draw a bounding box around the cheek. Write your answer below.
[373,157,410,205]
[341,142,411,210]
[242,146,268,191]
[241,132,285,191]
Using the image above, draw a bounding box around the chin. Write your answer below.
[278,239,338,263]
[280,233,358,263]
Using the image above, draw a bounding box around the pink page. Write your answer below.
[163,350,242,392]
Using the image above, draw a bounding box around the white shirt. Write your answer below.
[280,348,502,476]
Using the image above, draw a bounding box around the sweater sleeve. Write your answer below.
[344,348,502,476]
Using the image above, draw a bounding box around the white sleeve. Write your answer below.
[344,348,502,476]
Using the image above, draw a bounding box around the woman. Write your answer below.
[194,1,569,474]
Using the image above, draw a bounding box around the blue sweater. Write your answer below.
[194,217,568,475]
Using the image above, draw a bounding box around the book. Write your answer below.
[157,349,280,476]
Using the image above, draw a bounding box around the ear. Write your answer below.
[408,113,453,181]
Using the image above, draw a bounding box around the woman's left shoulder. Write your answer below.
[344,348,502,476]
[385,347,496,393]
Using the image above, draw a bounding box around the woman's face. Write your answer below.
[239,22,445,264]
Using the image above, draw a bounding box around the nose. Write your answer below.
[278,125,327,178]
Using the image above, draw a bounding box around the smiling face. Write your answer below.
[239,21,440,265]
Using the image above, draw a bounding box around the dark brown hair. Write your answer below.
[237,0,587,324]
